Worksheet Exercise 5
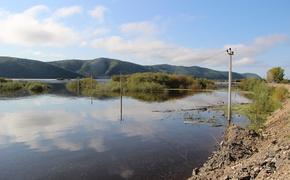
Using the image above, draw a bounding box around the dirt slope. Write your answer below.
[189,84,290,180]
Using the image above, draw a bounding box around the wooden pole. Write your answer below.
[120,72,123,121]
[91,74,93,90]
[77,77,80,95]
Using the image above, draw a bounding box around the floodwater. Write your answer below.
[0,90,250,180]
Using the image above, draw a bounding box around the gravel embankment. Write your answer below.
[188,84,290,180]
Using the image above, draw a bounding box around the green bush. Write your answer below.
[66,78,97,93]
[272,87,289,101]
[267,67,285,83]
[191,78,216,89]
[237,78,289,130]
[66,73,216,95]
[127,81,165,92]
[111,72,215,92]
[0,77,11,83]
[0,79,49,94]
[25,82,49,93]
[0,81,24,91]
[239,78,263,91]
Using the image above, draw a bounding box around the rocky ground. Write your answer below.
[188,84,290,180]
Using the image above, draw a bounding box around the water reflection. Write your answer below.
[0,91,250,179]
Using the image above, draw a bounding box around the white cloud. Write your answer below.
[93,27,110,36]
[119,21,158,35]
[23,5,49,16]
[0,5,80,47]
[0,110,81,151]
[30,50,65,60]
[92,34,288,67]
[89,5,107,22]
[233,57,255,66]
[53,6,82,18]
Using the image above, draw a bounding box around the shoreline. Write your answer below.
[188,84,290,180]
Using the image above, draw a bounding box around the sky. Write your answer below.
[0,0,289,77]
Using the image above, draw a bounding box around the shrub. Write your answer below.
[112,72,215,91]
[237,78,289,130]
[0,81,23,91]
[267,67,285,83]
[25,82,49,93]
[272,87,289,101]
[66,78,97,93]
[66,73,216,94]
[239,78,263,91]
[0,78,11,83]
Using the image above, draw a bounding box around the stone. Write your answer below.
[238,175,251,180]
[253,166,260,172]
[271,157,277,163]
[282,145,290,150]
[271,140,278,144]
[248,130,259,138]
[192,168,199,176]
[222,175,230,180]
[264,157,273,163]
[265,167,274,174]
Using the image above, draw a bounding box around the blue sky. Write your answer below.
[0,0,289,77]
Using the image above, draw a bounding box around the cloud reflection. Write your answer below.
[0,91,250,153]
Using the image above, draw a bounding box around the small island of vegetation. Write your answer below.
[0,78,50,94]
[66,72,216,95]
[65,72,216,101]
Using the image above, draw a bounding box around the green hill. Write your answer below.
[50,58,251,80]
[242,73,262,79]
[147,64,245,79]
[49,58,149,77]
[0,56,81,78]
[0,56,260,80]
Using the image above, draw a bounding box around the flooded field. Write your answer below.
[0,90,250,179]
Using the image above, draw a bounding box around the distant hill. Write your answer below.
[0,56,260,80]
[49,58,255,80]
[147,64,245,80]
[49,58,149,77]
[0,57,81,78]
[242,73,262,79]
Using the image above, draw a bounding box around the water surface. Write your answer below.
[0,91,250,179]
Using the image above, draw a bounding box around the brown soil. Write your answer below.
[188,84,290,180]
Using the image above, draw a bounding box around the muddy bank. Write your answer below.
[189,84,290,180]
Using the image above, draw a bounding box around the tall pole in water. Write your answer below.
[77,77,80,95]
[120,72,123,121]
[90,74,93,104]
[91,74,93,90]
[226,48,234,123]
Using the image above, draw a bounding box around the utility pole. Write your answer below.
[226,48,234,123]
